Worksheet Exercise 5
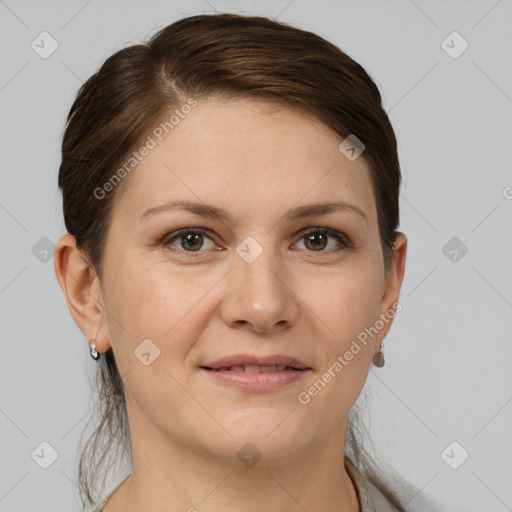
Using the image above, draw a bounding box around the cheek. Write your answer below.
[103,254,216,367]
[297,299,378,426]
[301,260,383,403]
[310,260,383,347]
[101,258,204,420]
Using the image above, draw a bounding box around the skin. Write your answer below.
[55,97,407,512]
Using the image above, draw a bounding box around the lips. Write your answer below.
[200,354,312,391]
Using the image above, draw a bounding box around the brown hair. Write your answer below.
[58,13,405,510]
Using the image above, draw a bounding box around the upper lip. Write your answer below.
[202,354,311,370]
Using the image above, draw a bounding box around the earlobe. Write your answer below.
[54,234,110,354]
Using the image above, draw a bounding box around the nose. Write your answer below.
[219,250,300,334]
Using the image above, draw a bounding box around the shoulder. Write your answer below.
[86,504,104,512]
[365,480,402,512]
[86,498,108,512]
[344,455,402,512]
[85,475,129,512]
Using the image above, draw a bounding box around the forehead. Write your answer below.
[111,97,377,227]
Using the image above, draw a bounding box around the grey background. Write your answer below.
[1,0,511,511]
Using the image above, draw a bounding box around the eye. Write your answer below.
[161,229,217,253]
[294,228,350,253]
[161,227,350,255]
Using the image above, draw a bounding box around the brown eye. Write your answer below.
[296,228,349,253]
[162,229,216,252]
[179,232,204,251]
[304,232,328,251]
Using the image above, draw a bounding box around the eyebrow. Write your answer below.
[139,199,369,225]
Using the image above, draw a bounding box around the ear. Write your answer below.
[54,234,110,354]
[375,232,407,348]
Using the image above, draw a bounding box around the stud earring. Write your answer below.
[89,340,100,360]
[372,342,385,367]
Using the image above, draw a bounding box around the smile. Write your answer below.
[200,366,310,392]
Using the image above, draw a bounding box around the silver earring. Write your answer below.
[372,342,385,367]
[89,340,100,360]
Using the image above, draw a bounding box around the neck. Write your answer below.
[104,405,360,512]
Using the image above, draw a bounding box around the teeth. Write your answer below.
[213,364,292,372]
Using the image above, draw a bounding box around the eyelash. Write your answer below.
[160,227,351,256]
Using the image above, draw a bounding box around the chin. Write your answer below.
[201,410,313,465]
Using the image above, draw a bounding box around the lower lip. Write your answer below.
[201,368,310,392]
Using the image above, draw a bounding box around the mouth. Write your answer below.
[199,359,311,392]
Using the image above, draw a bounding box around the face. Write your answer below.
[94,97,404,465]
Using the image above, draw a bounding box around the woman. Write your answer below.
[54,13,408,512]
